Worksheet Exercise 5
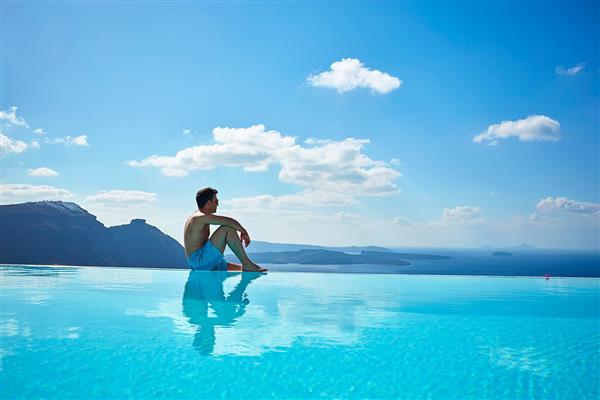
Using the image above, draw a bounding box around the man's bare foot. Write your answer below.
[242,262,267,272]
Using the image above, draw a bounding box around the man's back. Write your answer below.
[184,213,210,257]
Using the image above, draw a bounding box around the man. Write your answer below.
[184,187,266,272]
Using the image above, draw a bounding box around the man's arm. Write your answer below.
[202,214,247,233]
[202,214,252,247]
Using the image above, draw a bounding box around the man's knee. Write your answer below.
[217,226,235,235]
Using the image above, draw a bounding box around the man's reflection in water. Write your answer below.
[182,271,264,355]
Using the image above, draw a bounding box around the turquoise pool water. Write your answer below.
[1,265,598,399]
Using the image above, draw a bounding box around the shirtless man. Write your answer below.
[184,187,266,272]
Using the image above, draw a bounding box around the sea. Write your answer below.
[257,248,600,277]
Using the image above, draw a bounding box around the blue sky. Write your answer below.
[1,2,598,248]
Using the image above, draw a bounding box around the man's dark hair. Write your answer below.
[196,187,218,209]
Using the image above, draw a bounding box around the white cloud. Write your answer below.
[26,167,59,177]
[1,134,40,154]
[130,124,400,205]
[0,106,28,127]
[84,190,157,206]
[536,196,599,214]
[277,138,400,195]
[442,206,485,225]
[392,217,413,226]
[33,128,46,135]
[51,135,89,147]
[1,133,28,154]
[473,115,560,145]
[527,197,599,237]
[182,128,192,135]
[129,125,293,177]
[334,211,361,221]
[555,63,585,76]
[83,190,159,227]
[72,136,89,146]
[528,213,540,221]
[307,58,402,94]
[0,184,74,204]
[382,209,487,230]
[225,190,356,209]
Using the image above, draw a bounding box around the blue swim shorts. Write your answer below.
[187,241,228,271]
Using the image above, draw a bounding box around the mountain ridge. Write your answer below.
[0,201,187,268]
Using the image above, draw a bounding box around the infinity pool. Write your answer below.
[1,265,598,399]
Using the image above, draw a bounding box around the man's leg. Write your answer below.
[227,262,242,272]
[210,226,266,272]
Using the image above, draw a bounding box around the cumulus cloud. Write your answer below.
[26,167,59,177]
[555,63,585,76]
[277,138,400,195]
[0,106,28,127]
[182,128,192,135]
[536,196,599,214]
[307,58,402,94]
[33,128,46,135]
[130,124,400,206]
[473,115,560,145]
[442,206,485,225]
[51,135,89,147]
[129,125,293,176]
[0,184,74,204]
[1,133,29,155]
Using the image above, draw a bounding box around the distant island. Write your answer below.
[492,251,513,257]
[233,241,393,254]
[226,249,450,265]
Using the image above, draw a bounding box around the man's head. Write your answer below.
[196,187,219,212]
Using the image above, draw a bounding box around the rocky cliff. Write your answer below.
[0,201,187,268]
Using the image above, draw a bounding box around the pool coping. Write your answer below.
[2,263,599,280]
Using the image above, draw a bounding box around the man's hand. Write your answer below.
[240,230,251,247]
